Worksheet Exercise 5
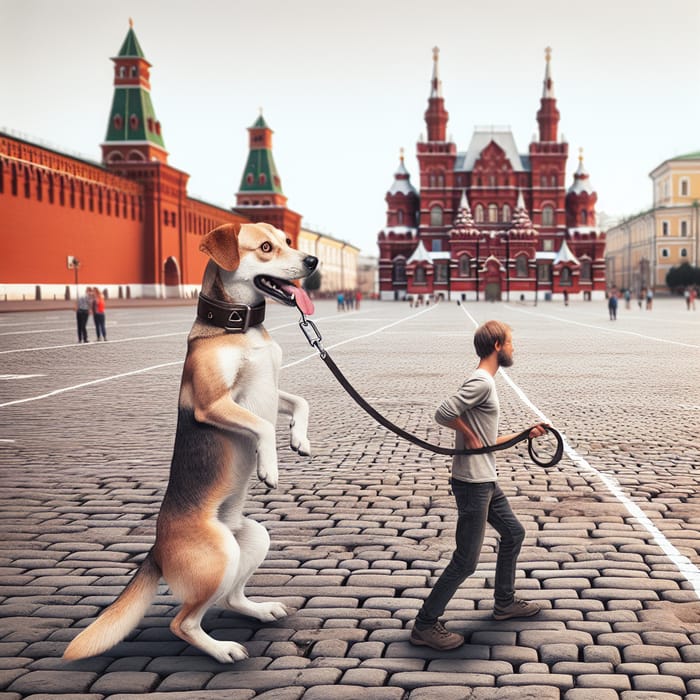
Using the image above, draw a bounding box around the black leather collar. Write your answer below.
[197,294,266,333]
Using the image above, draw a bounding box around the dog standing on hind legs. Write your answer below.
[64,222,318,663]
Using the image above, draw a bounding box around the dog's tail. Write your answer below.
[63,552,161,660]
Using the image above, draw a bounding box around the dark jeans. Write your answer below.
[416,479,525,628]
[76,309,89,342]
[94,312,106,339]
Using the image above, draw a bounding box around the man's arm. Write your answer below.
[495,423,548,445]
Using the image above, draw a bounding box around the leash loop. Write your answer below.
[295,310,563,467]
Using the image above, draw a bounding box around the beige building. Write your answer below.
[297,226,360,295]
[605,151,700,293]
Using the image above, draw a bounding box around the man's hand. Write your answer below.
[447,417,483,449]
[528,423,549,439]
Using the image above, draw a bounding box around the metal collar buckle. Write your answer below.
[224,305,251,333]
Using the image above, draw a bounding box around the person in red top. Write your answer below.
[92,287,107,341]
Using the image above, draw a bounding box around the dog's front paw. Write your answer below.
[257,454,279,489]
[290,429,311,457]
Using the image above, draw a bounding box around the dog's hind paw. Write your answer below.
[254,601,289,622]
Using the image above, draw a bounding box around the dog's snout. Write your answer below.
[303,256,318,272]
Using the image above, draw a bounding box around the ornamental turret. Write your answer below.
[508,190,538,239]
[449,190,480,238]
[102,19,168,165]
[566,149,598,228]
[385,149,419,230]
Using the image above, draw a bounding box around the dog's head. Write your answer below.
[199,222,318,313]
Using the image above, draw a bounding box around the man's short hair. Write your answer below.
[473,320,511,359]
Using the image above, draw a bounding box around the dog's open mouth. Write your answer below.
[254,275,315,315]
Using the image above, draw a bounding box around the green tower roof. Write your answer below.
[239,149,283,194]
[118,23,146,58]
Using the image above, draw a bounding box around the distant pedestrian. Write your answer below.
[337,292,344,311]
[76,289,92,342]
[624,289,631,310]
[608,289,618,321]
[355,290,362,310]
[691,287,697,311]
[563,290,569,306]
[92,287,107,340]
[638,289,644,310]
[646,288,654,310]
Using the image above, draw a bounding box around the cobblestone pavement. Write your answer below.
[1,297,700,700]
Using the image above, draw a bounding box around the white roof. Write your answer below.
[456,130,528,172]
[407,240,432,264]
[388,158,418,196]
[554,238,580,265]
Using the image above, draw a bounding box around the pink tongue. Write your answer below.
[281,282,315,315]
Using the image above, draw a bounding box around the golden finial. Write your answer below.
[129,17,134,28]
[545,46,552,62]
[578,147,584,163]
[400,147,405,162]
[433,46,439,62]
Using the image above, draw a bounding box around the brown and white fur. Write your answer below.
[64,222,317,663]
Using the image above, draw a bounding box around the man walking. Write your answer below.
[410,320,545,651]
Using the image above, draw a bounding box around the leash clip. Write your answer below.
[298,313,326,358]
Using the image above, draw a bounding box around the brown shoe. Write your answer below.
[409,621,464,650]
[493,597,541,620]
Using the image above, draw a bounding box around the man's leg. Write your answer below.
[415,480,493,628]
[488,484,539,619]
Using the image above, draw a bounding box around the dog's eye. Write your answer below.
[286,238,292,245]
[260,241,273,253]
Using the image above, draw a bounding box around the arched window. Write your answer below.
[542,205,554,226]
[397,210,404,225]
[681,248,688,257]
[392,259,406,283]
[551,174,557,187]
[459,254,470,276]
[129,114,139,130]
[474,204,484,223]
[488,204,498,223]
[36,170,43,201]
[516,255,528,277]
[580,260,591,281]
[560,267,572,286]
[24,167,31,198]
[502,204,511,222]
[414,266,426,284]
[430,205,443,226]
[246,173,254,185]
[259,173,267,185]
[581,210,588,225]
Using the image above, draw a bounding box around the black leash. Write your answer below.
[296,311,564,468]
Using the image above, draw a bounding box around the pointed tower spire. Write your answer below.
[102,21,167,164]
[542,46,555,98]
[424,47,449,142]
[236,110,287,207]
[536,47,560,142]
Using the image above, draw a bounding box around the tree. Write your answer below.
[666,262,700,291]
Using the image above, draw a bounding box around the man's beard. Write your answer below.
[497,349,513,367]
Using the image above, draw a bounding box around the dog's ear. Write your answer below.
[200,223,241,271]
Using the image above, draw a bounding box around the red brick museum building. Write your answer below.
[377,48,606,302]
[0,22,301,301]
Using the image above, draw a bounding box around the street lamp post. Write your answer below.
[67,255,81,300]
[475,237,480,302]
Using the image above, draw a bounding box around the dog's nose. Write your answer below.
[303,256,318,272]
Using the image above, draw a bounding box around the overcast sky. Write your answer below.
[2,0,699,255]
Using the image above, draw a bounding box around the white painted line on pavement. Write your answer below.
[460,304,700,598]
[0,308,403,406]
[505,305,700,349]
[0,374,46,380]
[0,362,184,408]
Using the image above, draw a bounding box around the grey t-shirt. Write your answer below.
[435,368,499,483]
